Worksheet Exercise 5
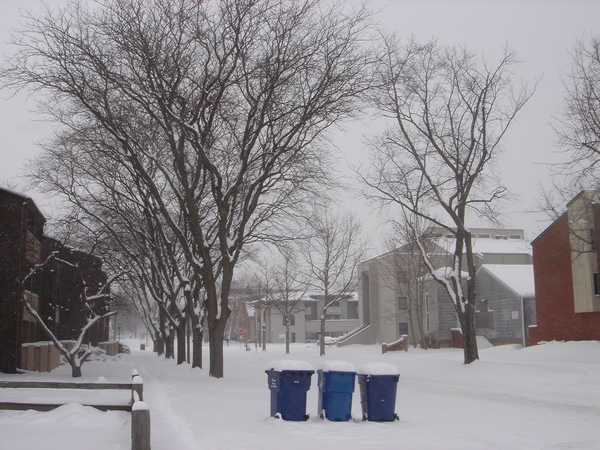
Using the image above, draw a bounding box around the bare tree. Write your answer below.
[539,36,600,224]
[3,0,375,377]
[302,208,366,356]
[264,251,309,354]
[22,252,116,378]
[554,36,600,187]
[363,38,533,364]
[382,216,442,349]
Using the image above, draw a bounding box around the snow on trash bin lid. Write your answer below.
[317,360,356,372]
[266,360,315,371]
[357,363,399,375]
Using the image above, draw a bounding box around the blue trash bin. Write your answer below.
[357,363,399,422]
[266,361,314,421]
[317,361,356,421]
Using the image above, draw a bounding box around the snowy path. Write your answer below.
[130,341,600,450]
[1,341,599,449]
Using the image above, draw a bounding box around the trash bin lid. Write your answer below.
[317,360,356,373]
[266,360,315,372]
[357,363,399,376]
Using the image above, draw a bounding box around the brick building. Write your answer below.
[530,190,600,344]
[0,187,46,373]
[1,187,110,373]
[40,237,110,347]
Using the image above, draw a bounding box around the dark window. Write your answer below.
[396,270,407,284]
[475,299,495,329]
[398,322,408,336]
[594,273,599,296]
[397,296,408,310]
[282,314,296,326]
[24,271,40,295]
[305,304,317,320]
[27,208,43,241]
[347,302,358,319]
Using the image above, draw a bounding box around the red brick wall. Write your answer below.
[531,215,600,344]
[0,192,27,372]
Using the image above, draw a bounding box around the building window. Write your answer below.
[594,273,600,296]
[27,208,43,241]
[509,234,522,240]
[398,322,408,336]
[24,271,40,295]
[396,270,407,284]
[305,304,317,320]
[347,302,358,319]
[478,233,490,238]
[475,299,495,329]
[397,296,408,310]
[283,315,296,326]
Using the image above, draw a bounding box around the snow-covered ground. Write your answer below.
[1,340,599,449]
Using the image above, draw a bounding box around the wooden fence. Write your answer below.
[0,370,150,450]
[381,335,409,353]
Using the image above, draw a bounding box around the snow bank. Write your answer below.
[358,362,399,375]
[266,360,315,371]
[317,360,356,372]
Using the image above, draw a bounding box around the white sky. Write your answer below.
[1,0,599,254]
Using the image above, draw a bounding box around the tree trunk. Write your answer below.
[192,327,203,369]
[71,363,82,378]
[459,305,479,364]
[208,316,227,378]
[319,315,326,356]
[407,303,417,349]
[155,332,164,356]
[165,332,174,359]
[176,325,186,365]
[415,302,428,350]
[285,323,290,354]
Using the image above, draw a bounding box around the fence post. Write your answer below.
[131,402,151,450]
[132,375,143,403]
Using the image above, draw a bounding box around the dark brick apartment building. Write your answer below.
[0,187,46,373]
[1,187,110,373]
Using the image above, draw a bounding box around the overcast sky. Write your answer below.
[1,0,599,253]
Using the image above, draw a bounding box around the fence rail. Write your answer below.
[0,370,150,450]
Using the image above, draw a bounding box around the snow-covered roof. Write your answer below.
[361,237,532,266]
[421,266,469,281]
[480,264,535,298]
[305,291,358,302]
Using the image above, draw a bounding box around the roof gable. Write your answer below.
[479,264,535,297]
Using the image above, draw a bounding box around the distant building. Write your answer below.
[530,191,600,344]
[348,227,534,348]
[475,264,536,346]
[228,290,359,345]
